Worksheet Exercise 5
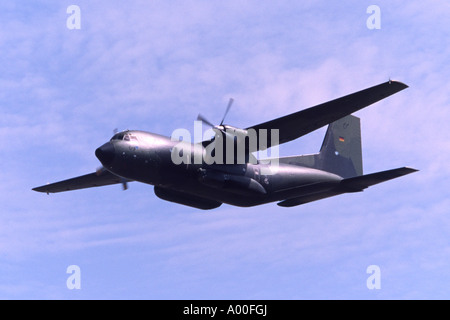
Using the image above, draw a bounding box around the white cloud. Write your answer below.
[0,1,449,299]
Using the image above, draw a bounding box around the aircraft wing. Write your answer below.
[246,80,408,150]
[32,170,130,194]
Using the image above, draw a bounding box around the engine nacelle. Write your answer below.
[154,186,222,210]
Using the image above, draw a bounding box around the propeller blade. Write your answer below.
[220,98,234,126]
[96,166,106,176]
[222,131,235,141]
[197,114,216,128]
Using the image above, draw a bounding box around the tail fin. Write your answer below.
[317,114,363,178]
[278,115,363,178]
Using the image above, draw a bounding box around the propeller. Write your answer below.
[220,98,234,126]
[196,114,216,128]
[96,166,128,190]
[96,166,106,176]
[197,98,234,138]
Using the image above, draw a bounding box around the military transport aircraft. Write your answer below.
[33,80,417,209]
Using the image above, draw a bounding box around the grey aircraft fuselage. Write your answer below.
[97,130,342,208]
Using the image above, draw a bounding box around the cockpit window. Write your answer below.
[111,132,126,141]
[111,131,138,142]
[124,134,138,141]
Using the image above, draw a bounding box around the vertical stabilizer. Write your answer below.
[317,115,363,178]
[277,115,363,178]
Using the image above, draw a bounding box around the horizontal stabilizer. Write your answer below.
[277,190,344,207]
[340,167,418,192]
[277,167,418,207]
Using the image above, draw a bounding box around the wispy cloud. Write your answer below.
[0,1,449,299]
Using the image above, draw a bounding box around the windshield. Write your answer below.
[111,131,126,141]
[125,133,138,141]
[110,131,138,141]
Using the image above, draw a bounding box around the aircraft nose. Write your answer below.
[95,142,115,166]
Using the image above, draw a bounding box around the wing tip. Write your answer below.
[388,79,409,89]
[402,166,419,174]
[32,186,51,194]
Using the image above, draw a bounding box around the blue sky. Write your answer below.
[1,0,449,299]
